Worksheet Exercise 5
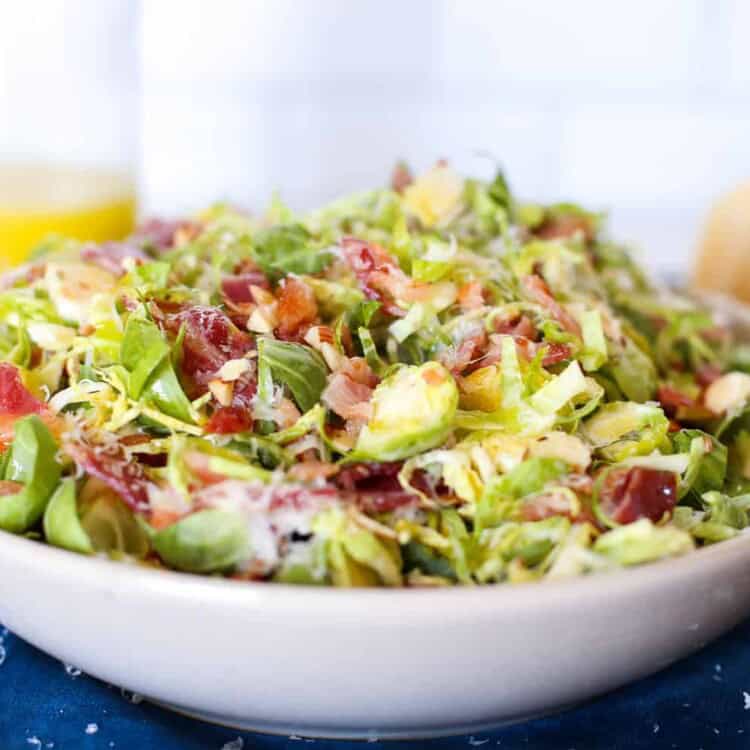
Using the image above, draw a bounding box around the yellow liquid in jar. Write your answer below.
[0,164,137,270]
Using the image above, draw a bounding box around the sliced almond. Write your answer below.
[704,372,750,415]
[208,379,234,407]
[217,358,251,382]
[247,305,277,334]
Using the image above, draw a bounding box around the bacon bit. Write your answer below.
[0,363,49,447]
[478,332,570,371]
[149,508,182,531]
[221,272,271,305]
[339,357,379,388]
[696,364,723,388]
[657,385,695,417]
[157,305,254,392]
[205,405,253,435]
[275,277,319,340]
[534,214,595,243]
[119,433,152,447]
[493,313,537,340]
[322,372,374,421]
[0,480,23,496]
[0,363,46,417]
[66,442,151,511]
[668,419,682,433]
[287,461,339,483]
[540,342,572,366]
[340,237,411,317]
[598,467,678,525]
[521,275,582,337]
[440,331,488,376]
[391,161,413,194]
[276,398,302,429]
[457,281,485,311]
[133,218,199,251]
[80,242,149,277]
[335,461,419,514]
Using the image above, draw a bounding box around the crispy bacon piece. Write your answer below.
[0,363,46,418]
[696,364,723,388]
[322,372,374,421]
[335,462,418,514]
[158,305,254,391]
[221,272,271,305]
[0,363,49,447]
[338,357,379,388]
[340,237,410,316]
[66,442,152,512]
[80,242,149,277]
[540,342,572,366]
[205,406,254,435]
[132,219,199,251]
[196,480,338,513]
[521,274,581,337]
[440,330,488,376]
[275,277,319,340]
[534,214,595,243]
[477,333,570,372]
[457,281,485,311]
[657,385,695,417]
[492,313,537,340]
[598,467,677,525]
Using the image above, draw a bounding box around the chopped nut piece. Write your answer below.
[208,379,235,406]
[217,358,251,382]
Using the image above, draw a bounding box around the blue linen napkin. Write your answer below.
[2,620,750,749]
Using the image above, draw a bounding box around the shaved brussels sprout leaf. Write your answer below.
[0,415,62,533]
[121,308,194,423]
[79,491,150,558]
[151,510,250,573]
[253,224,332,278]
[594,519,694,565]
[257,337,328,413]
[475,457,568,535]
[43,478,93,555]
[355,362,458,461]
[673,429,727,502]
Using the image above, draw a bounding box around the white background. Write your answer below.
[2,0,750,276]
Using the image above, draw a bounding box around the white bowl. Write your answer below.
[2,529,750,739]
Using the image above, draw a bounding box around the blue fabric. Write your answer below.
[2,620,750,749]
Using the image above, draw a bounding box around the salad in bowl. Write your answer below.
[2,162,750,588]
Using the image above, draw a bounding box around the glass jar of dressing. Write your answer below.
[0,1,138,269]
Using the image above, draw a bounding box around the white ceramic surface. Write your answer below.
[1,529,750,738]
